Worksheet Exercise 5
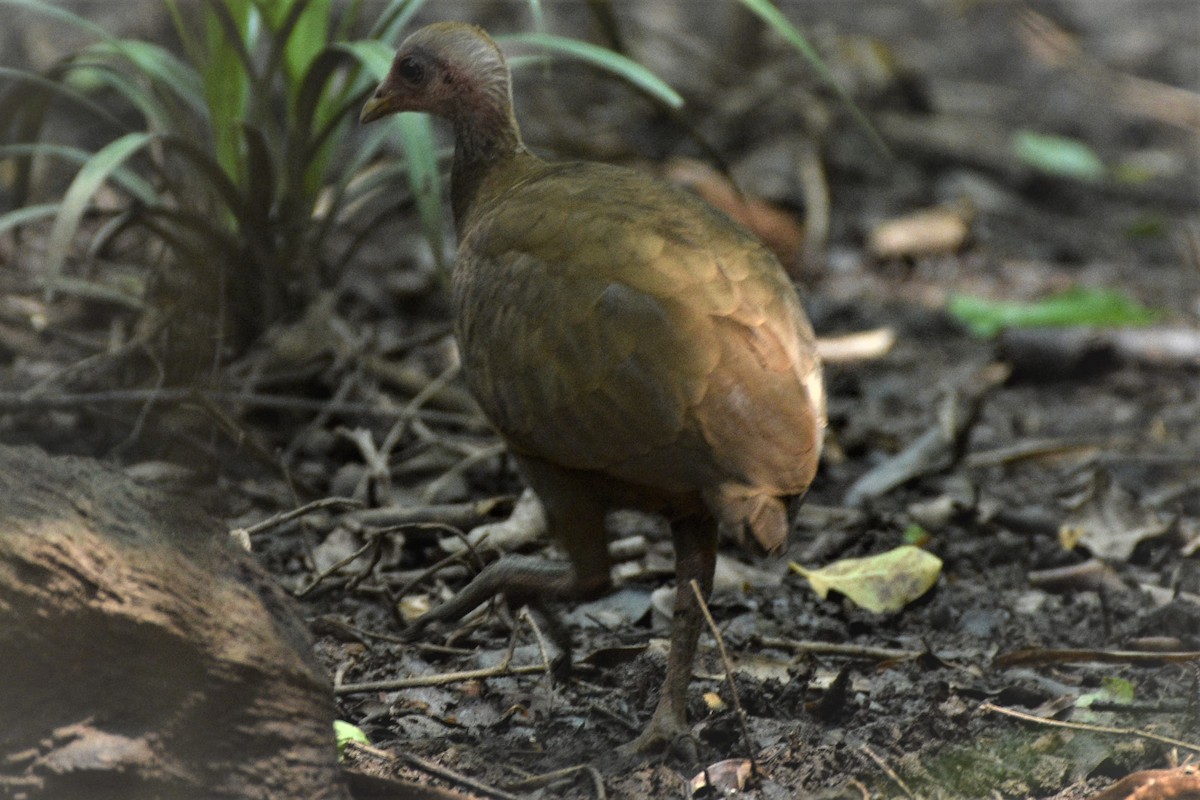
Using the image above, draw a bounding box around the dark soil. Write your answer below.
[2,2,1197,798]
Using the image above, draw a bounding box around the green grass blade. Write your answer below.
[526,0,547,34]
[1013,131,1106,182]
[336,40,395,80]
[0,0,120,47]
[340,42,448,261]
[497,33,684,109]
[42,132,157,299]
[0,66,130,131]
[282,0,331,96]
[83,40,206,116]
[735,0,887,153]
[202,0,255,186]
[64,60,176,135]
[154,134,251,228]
[0,143,157,202]
[396,112,445,269]
[369,0,431,45]
[0,203,60,236]
[240,122,276,230]
[947,288,1161,338]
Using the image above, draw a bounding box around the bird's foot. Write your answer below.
[618,701,698,764]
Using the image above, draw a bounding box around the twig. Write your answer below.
[505,765,607,799]
[994,648,1200,668]
[237,497,364,538]
[349,496,512,531]
[518,607,557,688]
[815,327,896,364]
[0,388,486,427]
[347,740,520,800]
[335,662,548,694]
[421,442,507,503]
[690,579,757,767]
[758,637,923,661]
[295,538,375,598]
[965,438,1100,468]
[979,701,1200,754]
[860,744,914,799]
[378,362,462,462]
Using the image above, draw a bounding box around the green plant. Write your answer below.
[0,0,826,382]
[0,0,454,376]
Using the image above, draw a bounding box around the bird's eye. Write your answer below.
[396,55,425,84]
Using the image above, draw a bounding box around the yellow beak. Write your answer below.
[360,93,391,124]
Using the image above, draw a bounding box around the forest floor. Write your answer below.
[1,2,1198,798]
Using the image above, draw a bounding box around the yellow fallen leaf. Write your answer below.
[790,545,942,613]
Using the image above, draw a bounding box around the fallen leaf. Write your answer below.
[948,287,1160,338]
[334,720,369,759]
[868,206,970,258]
[790,545,942,613]
[1013,130,1106,181]
[688,758,753,797]
[1059,469,1173,561]
[666,157,805,266]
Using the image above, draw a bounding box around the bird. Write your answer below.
[361,21,825,757]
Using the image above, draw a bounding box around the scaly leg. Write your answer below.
[411,457,613,635]
[625,513,718,759]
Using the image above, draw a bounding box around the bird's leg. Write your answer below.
[625,513,718,760]
[411,459,613,651]
[409,554,577,632]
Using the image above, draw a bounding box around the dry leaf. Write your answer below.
[666,157,805,266]
[790,545,943,613]
[1059,469,1172,560]
[869,206,970,258]
[688,758,753,797]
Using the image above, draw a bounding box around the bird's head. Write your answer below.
[360,22,512,126]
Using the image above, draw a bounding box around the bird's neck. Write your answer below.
[449,94,530,228]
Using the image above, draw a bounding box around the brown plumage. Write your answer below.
[362,22,825,756]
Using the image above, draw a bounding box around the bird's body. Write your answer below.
[362,22,825,757]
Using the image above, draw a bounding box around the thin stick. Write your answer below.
[347,741,520,800]
[979,702,1200,754]
[505,765,607,799]
[237,497,364,538]
[335,662,548,694]
[295,539,375,598]
[0,388,484,426]
[860,744,914,798]
[758,637,923,661]
[690,579,757,766]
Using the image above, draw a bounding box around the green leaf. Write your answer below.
[0,143,157,203]
[1013,131,1106,182]
[734,0,886,153]
[395,112,446,269]
[0,0,120,48]
[0,203,61,236]
[336,39,395,81]
[790,545,942,613]
[43,132,157,299]
[526,0,547,35]
[334,720,369,759]
[88,39,206,114]
[1076,676,1134,709]
[201,0,256,186]
[902,523,929,545]
[0,65,130,131]
[497,32,684,109]
[947,287,1161,338]
[370,0,431,45]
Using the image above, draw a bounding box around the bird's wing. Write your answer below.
[454,162,820,493]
